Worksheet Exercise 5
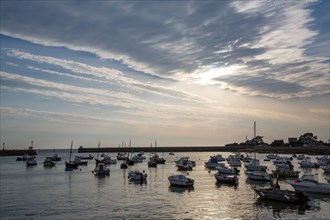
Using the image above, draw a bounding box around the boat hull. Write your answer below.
[254,188,309,203]
[168,175,194,187]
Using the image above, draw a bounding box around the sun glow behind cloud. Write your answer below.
[0,0,329,148]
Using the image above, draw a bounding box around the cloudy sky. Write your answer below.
[1,0,329,149]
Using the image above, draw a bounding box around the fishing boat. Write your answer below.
[215,173,238,184]
[77,154,94,160]
[228,158,241,167]
[26,156,37,166]
[254,179,309,203]
[125,140,135,166]
[175,157,196,167]
[321,164,330,173]
[65,140,78,171]
[287,173,330,195]
[150,140,166,164]
[298,157,320,168]
[210,154,226,162]
[245,159,267,171]
[246,122,270,182]
[128,170,147,181]
[43,157,55,167]
[217,164,239,175]
[272,168,300,178]
[93,162,110,178]
[176,159,193,171]
[147,142,157,168]
[168,175,194,187]
[246,171,272,181]
[93,141,110,177]
[117,141,128,160]
[204,158,222,170]
[266,153,278,160]
[73,156,88,165]
[16,154,29,161]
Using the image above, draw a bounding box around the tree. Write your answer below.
[252,136,264,145]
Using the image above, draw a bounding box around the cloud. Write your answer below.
[1,0,328,99]
[5,49,213,103]
[0,107,130,125]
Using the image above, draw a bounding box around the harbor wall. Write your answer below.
[78,146,330,155]
[0,149,38,156]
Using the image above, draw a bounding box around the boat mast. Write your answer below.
[254,121,256,160]
[97,141,100,160]
[69,140,73,162]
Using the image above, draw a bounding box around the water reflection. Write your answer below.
[254,199,312,217]
[245,178,271,188]
[128,179,147,185]
[168,186,194,193]
[215,181,239,189]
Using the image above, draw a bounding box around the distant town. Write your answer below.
[225,132,330,148]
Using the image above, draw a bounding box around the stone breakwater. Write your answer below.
[0,149,37,156]
[78,145,330,155]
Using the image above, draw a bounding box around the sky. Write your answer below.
[0,0,329,149]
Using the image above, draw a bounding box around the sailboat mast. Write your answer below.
[69,140,73,162]
[254,121,256,160]
[97,141,100,160]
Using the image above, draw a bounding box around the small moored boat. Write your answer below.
[246,171,271,181]
[287,173,330,195]
[168,175,194,187]
[43,157,55,167]
[93,162,110,178]
[215,173,238,184]
[78,154,94,160]
[128,170,147,181]
[26,157,37,166]
[254,180,309,203]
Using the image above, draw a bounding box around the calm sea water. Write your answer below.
[1,150,329,220]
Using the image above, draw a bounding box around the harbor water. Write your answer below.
[1,150,329,219]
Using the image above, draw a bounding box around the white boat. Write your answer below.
[175,157,196,167]
[176,159,193,171]
[272,168,300,177]
[26,157,37,166]
[43,157,55,167]
[297,154,305,160]
[288,173,330,195]
[93,162,110,177]
[215,173,238,184]
[216,163,239,175]
[245,159,267,171]
[204,158,222,169]
[96,156,117,165]
[246,171,271,181]
[210,154,226,162]
[48,153,61,161]
[168,175,194,187]
[325,177,330,183]
[298,157,320,168]
[128,170,147,181]
[228,159,241,167]
[266,153,278,160]
[321,164,330,173]
[74,156,88,165]
[316,156,330,166]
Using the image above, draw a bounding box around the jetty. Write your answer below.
[0,142,37,157]
[0,149,37,156]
